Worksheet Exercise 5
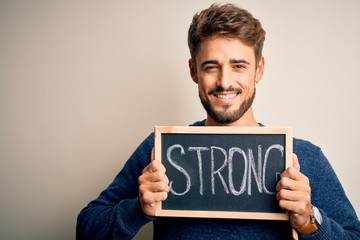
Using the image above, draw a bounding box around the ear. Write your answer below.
[188,59,198,84]
[255,56,265,84]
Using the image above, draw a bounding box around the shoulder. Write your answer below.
[293,137,322,157]
[132,132,154,159]
[140,132,154,149]
[121,132,155,174]
[293,137,333,177]
[190,120,206,126]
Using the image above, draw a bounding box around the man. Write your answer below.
[77,3,360,239]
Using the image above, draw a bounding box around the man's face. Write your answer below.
[189,37,264,125]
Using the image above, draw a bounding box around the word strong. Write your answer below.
[167,144,284,197]
[155,126,292,220]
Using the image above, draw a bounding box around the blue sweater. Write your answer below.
[77,121,360,239]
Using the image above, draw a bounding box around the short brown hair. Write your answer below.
[188,3,266,64]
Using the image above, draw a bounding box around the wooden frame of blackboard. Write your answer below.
[154,126,293,221]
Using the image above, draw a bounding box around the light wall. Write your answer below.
[0,1,359,239]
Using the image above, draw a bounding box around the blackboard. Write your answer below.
[154,126,292,220]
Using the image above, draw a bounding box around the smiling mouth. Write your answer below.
[208,87,242,103]
[214,93,238,99]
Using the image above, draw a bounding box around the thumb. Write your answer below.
[146,148,157,173]
[292,154,300,171]
[151,148,155,161]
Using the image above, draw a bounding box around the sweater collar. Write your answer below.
[191,120,264,127]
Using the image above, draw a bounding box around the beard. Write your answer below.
[200,86,256,124]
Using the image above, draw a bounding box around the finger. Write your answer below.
[282,165,309,183]
[143,159,166,174]
[141,163,168,185]
[293,154,300,171]
[140,191,168,206]
[151,148,155,161]
[140,182,169,199]
[278,199,308,215]
[276,187,310,202]
[140,180,169,194]
[150,160,166,173]
[280,166,300,181]
[276,175,311,193]
[142,149,156,174]
[278,198,310,217]
[139,171,167,185]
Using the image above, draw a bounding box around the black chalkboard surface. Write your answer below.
[154,126,292,220]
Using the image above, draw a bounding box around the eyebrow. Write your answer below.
[200,60,219,68]
[229,58,250,65]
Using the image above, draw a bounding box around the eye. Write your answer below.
[234,64,246,69]
[203,65,219,73]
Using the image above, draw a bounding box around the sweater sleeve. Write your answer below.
[295,141,360,240]
[76,133,155,240]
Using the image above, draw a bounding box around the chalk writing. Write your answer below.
[167,144,284,196]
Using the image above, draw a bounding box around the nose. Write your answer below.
[217,67,233,90]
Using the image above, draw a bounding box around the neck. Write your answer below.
[205,107,259,127]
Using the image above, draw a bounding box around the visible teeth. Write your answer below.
[216,94,237,99]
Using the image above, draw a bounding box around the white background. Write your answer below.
[0,1,359,239]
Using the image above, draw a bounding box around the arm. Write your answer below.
[277,141,360,239]
[300,147,360,239]
[76,133,166,240]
